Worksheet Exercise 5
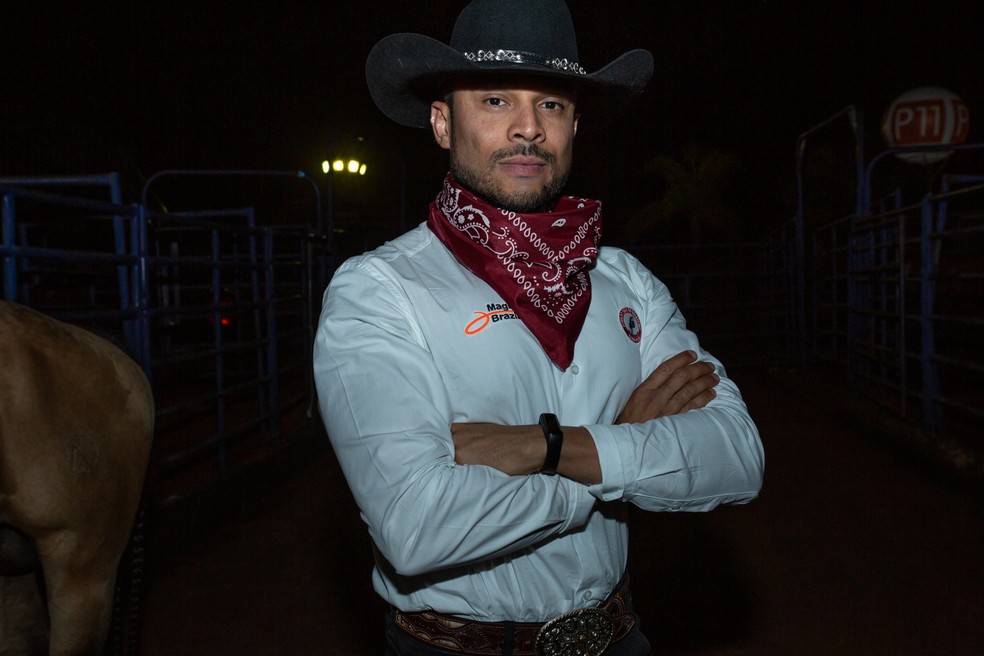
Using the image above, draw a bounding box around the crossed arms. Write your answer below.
[451,350,720,484]
[314,247,764,575]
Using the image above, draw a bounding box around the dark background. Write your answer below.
[2,0,982,238]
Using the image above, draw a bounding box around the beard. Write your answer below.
[450,142,571,213]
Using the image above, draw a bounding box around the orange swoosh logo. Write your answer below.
[464,309,516,335]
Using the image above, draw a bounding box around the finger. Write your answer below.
[641,350,697,389]
[661,359,713,396]
[682,361,717,383]
[663,368,718,415]
[681,386,717,412]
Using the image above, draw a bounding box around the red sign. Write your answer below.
[882,87,971,163]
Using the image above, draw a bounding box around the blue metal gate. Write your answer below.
[798,112,983,462]
[1,172,331,506]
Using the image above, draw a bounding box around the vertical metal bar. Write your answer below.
[882,223,888,383]
[212,228,228,471]
[110,170,131,327]
[303,234,316,422]
[851,110,866,222]
[795,136,809,366]
[264,230,280,441]
[114,215,129,299]
[133,205,153,381]
[2,194,16,301]
[897,212,907,414]
[834,230,840,357]
[919,195,941,436]
[846,225,858,384]
[248,215,271,442]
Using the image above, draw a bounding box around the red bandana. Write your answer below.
[427,175,602,370]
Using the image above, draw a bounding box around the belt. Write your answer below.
[394,580,637,656]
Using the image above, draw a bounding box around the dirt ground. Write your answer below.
[136,365,984,655]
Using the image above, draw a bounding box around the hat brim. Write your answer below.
[366,33,654,129]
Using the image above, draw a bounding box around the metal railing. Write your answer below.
[810,158,984,450]
[1,176,331,505]
[627,237,798,369]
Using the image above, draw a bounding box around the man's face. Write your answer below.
[430,76,579,212]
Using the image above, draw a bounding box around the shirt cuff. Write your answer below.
[582,424,628,502]
[558,476,598,529]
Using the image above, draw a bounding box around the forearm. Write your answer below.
[449,361,760,507]
[451,423,601,484]
[557,426,602,484]
[586,394,764,510]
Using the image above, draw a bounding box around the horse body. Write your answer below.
[0,301,154,655]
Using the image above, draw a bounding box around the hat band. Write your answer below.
[461,49,587,75]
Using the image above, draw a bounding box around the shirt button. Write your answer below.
[571,364,580,375]
[583,590,592,601]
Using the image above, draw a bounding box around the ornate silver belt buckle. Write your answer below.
[534,607,613,656]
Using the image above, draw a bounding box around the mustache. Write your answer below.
[490,144,556,165]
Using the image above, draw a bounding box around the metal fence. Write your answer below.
[798,116,984,464]
[1,174,330,506]
[810,176,984,445]
[627,237,799,370]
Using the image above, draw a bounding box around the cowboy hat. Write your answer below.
[365,0,654,128]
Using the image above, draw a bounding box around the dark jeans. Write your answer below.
[383,610,652,656]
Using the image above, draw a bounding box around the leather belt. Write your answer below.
[394,581,637,656]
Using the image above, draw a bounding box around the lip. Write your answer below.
[497,157,547,177]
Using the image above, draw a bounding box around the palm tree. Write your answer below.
[628,144,742,244]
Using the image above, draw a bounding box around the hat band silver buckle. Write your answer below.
[461,48,587,75]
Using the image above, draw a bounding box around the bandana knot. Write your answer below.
[428,174,602,369]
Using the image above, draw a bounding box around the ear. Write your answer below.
[573,112,579,137]
[431,101,451,150]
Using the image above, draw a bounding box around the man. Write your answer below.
[313,1,764,655]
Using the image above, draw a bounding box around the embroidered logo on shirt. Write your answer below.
[619,307,642,343]
[465,302,519,335]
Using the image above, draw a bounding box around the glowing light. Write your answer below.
[323,156,368,176]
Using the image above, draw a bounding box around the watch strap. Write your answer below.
[538,413,563,476]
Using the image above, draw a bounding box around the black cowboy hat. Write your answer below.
[365,0,654,128]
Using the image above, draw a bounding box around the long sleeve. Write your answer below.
[583,251,765,510]
[313,245,596,578]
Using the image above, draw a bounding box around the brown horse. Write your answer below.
[0,301,154,655]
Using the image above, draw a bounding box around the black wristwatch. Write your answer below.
[538,413,563,476]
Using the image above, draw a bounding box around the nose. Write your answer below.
[510,102,545,143]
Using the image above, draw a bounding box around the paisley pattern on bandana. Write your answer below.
[428,174,602,370]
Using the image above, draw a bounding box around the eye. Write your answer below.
[484,97,505,107]
[542,100,565,111]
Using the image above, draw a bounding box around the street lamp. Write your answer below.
[322,159,367,176]
[320,151,370,246]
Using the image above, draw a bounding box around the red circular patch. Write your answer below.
[619,307,642,343]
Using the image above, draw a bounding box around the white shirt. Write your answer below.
[313,222,764,622]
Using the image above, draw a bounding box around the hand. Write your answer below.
[616,350,719,424]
